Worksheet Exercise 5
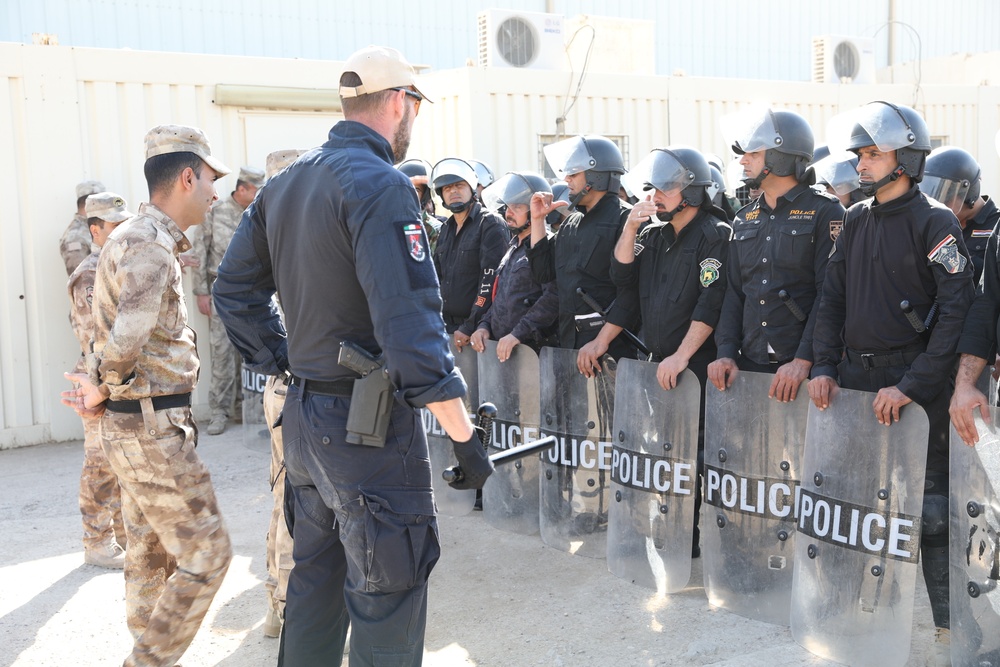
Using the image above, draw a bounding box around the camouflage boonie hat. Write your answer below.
[238,166,265,188]
[265,149,306,180]
[144,124,231,177]
[76,180,105,200]
[85,191,133,223]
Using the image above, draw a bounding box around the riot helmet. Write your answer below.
[922,146,982,216]
[723,107,815,188]
[812,152,862,201]
[708,165,726,208]
[430,157,478,213]
[810,144,832,166]
[397,158,434,210]
[828,101,931,195]
[482,171,551,233]
[622,146,714,222]
[543,134,626,209]
[547,182,572,230]
[469,160,496,190]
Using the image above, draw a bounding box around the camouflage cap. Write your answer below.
[85,191,133,223]
[144,124,231,177]
[339,45,431,103]
[238,166,265,188]
[76,180,106,200]
[265,149,306,179]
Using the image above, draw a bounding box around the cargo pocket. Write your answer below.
[359,486,439,594]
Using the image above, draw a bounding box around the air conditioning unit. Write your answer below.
[478,9,567,70]
[812,35,876,84]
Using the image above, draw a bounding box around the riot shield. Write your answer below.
[701,371,808,625]
[242,363,270,452]
[791,388,928,666]
[607,360,700,593]
[478,341,543,535]
[426,342,479,517]
[538,346,617,559]
[950,406,1000,665]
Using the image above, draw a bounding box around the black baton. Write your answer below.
[778,290,807,323]
[900,301,926,333]
[575,287,651,358]
[442,435,558,484]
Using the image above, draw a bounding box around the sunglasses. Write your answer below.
[392,87,423,113]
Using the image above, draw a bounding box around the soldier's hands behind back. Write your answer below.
[449,427,494,490]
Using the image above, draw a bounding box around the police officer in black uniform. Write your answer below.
[610,146,732,556]
[430,157,510,350]
[469,171,559,360]
[809,101,974,665]
[708,108,845,401]
[527,134,634,377]
[923,146,998,285]
[212,45,492,667]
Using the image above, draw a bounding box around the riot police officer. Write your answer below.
[923,146,998,284]
[396,158,444,253]
[430,157,510,350]
[708,108,846,402]
[811,149,864,210]
[527,134,634,376]
[810,101,974,665]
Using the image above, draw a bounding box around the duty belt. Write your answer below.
[290,375,355,397]
[845,345,924,371]
[106,392,191,413]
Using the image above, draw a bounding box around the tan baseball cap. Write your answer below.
[265,149,307,180]
[85,191,133,223]
[339,45,431,103]
[143,124,232,177]
[238,166,265,188]
[76,180,105,200]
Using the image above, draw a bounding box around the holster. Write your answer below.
[345,367,394,447]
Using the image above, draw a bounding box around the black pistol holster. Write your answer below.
[338,341,394,447]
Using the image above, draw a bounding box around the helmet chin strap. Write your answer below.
[743,166,770,190]
[859,165,905,197]
[655,201,689,223]
[445,198,473,214]
[566,182,593,212]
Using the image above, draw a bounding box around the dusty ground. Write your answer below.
[0,427,938,667]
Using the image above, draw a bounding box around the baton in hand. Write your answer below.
[442,435,558,484]
[575,287,651,358]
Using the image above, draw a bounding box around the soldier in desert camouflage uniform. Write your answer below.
[68,191,131,568]
[194,165,265,435]
[60,179,105,276]
[63,124,233,667]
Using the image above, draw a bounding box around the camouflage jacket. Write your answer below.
[67,246,100,372]
[193,194,245,295]
[87,203,199,400]
[60,213,92,276]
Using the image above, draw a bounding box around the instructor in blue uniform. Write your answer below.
[212,45,492,667]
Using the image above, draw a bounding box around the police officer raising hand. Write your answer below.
[626,195,658,230]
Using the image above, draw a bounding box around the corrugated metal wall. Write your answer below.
[2,41,999,448]
[4,0,1000,81]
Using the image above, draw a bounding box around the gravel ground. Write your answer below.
[0,427,937,666]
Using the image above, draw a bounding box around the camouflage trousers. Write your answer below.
[100,401,233,667]
[209,307,242,420]
[263,375,292,617]
[80,414,124,549]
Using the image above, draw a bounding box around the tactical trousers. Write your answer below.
[80,413,124,549]
[279,385,440,667]
[263,375,293,616]
[837,356,951,629]
[208,307,242,420]
[100,403,233,667]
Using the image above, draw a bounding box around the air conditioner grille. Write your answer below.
[496,17,536,67]
[833,41,860,80]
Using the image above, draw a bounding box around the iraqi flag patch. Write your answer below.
[927,234,967,274]
[403,223,426,262]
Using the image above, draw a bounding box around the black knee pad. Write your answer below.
[921,493,949,548]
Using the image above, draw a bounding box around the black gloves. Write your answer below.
[448,426,494,490]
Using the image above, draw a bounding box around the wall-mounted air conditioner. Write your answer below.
[477,9,567,70]
[812,35,876,84]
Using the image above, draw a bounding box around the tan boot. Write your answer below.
[207,416,227,435]
[925,627,950,667]
[84,540,125,569]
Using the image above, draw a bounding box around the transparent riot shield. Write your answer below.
[539,346,616,559]
[607,360,700,593]
[701,371,807,625]
[426,342,479,516]
[478,341,542,535]
[950,406,1000,665]
[242,363,270,452]
[791,387,928,666]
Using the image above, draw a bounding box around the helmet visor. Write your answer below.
[543,136,596,177]
[621,149,692,197]
[922,175,970,216]
[481,173,535,211]
[828,102,919,154]
[813,153,861,196]
[722,105,782,155]
[431,158,478,190]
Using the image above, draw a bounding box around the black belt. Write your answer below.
[845,345,924,371]
[106,392,191,413]
[290,375,355,397]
